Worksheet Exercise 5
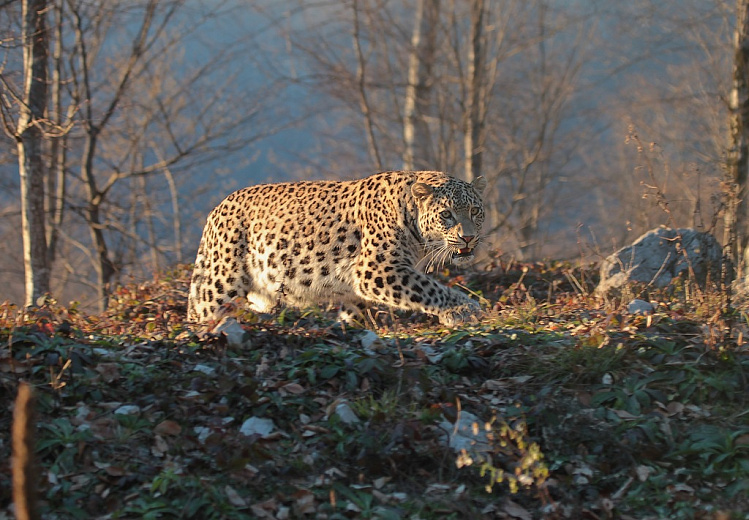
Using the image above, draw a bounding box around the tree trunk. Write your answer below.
[464,0,485,182]
[81,131,117,312]
[17,0,50,307]
[139,174,160,274]
[726,0,749,281]
[351,0,383,170]
[46,1,67,267]
[162,163,183,264]
[403,0,439,170]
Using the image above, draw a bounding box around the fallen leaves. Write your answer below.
[1,263,748,519]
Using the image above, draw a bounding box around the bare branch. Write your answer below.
[351,0,382,170]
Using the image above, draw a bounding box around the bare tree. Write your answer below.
[351,0,384,170]
[0,0,287,309]
[14,0,50,307]
[583,0,732,254]
[66,0,164,309]
[492,3,593,258]
[45,1,69,268]
[463,0,485,182]
[403,0,439,170]
[1,1,74,304]
[266,1,599,259]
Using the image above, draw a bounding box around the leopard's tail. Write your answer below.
[187,240,209,322]
[12,381,39,520]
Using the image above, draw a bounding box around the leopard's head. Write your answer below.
[412,174,487,268]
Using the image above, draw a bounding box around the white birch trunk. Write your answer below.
[464,0,485,182]
[403,0,439,170]
[17,0,50,307]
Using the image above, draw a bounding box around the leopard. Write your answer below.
[187,170,487,327]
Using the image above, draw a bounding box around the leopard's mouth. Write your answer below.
[454,247,474,259]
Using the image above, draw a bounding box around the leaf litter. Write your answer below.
[0,262,747,519]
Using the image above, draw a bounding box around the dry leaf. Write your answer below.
[482,379,506,390]
[577,391,592,407]
[152,434,169,456]
[104,466,126,477]
[425,483,451,494]
[611,409,637,420]
[250,498,278,519]
[113,404,141,416]
[154,419,182,436]
[635,465,651,482]
[225,485,247,507]
[503,499,532,520]
[665,401,684,416]
[292,489,316,516]
[94,362,121,382]
[88,417,117,440]
[324,467,346,478]
[669,483,695,493]
[280,382,305,395]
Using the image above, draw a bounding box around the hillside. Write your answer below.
[1,263,748,519]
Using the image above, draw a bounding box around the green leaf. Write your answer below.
[320,365,340,379]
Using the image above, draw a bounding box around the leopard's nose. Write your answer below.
[461,235,475,245]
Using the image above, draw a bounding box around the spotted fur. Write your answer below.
[187,171,486,326]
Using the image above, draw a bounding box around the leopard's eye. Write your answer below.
[440,210,452,219]
[470,207,481,216]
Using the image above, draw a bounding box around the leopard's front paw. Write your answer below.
[438,299,482,327]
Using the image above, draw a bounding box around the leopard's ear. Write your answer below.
[471,176,487,195]
[411,182,434,200]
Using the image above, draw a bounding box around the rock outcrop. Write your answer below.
[596,227,723,298]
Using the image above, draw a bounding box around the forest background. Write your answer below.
[0,0,738,311]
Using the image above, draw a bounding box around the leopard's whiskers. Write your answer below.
[419,240,455,273]
[417,240,444,272]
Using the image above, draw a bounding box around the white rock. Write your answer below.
[192,364,216,375]
[626,299,654,315]
[113,405,141,416]
[597,227,723,297]
[193,426,212,444]
[240,416,276,438]
[359,330,382,350]
[439,410,491,454]
[420,345,445,364]
[213,317,249,348]
[334,401,360,425]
